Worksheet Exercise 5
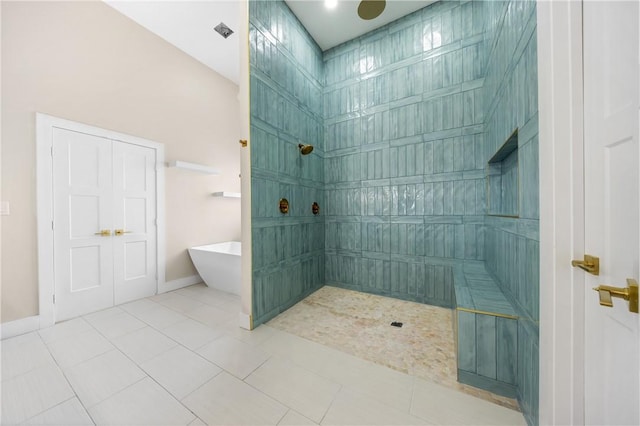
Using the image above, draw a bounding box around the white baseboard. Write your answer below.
[158,275,202,294]
[238,311,252,330]
[1,315,41,340]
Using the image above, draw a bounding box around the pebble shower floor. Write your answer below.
[268,286,519,410]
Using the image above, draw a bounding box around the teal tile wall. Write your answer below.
[249,0,325,325]
[457,311,518,393]
[323,0,486,308]
[482,1,539,424]
[454,263,519,397]
[249,0,538,423]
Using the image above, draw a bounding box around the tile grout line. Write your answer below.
[274,408,291,426]
[74,318,194,424]
[19,396,90,425]
[75,307,198,422]
[241,354,345,424]
[34,331,98,426]
[94,291,249,424]
[318,383,343,425]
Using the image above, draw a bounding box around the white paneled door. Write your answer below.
[53,128,157,321]
[112,140,157,305]
[583,1,640,424]
[53,129,115,320]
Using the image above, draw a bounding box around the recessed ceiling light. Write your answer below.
[325,0,338,10]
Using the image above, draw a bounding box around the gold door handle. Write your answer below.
[593,279,638,313]
[94,229,111,236]
[571,254,600,275]
[114,229,132,236]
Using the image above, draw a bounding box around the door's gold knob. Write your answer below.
[114,229,132,236]
[94,229,111,236]
[571,254,600,275]
[593,279,638,313]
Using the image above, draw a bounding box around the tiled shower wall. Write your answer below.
[249,0,325,325]
[483,1,539,424]
[323,1,487,308]
[249,0,538,423]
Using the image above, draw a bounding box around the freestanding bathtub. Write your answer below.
[188,241,241,296]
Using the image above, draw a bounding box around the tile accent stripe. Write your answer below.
[456,307,518,320]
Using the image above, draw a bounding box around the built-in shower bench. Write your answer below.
[452,262,518,398]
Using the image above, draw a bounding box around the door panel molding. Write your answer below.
[36,113,165,326]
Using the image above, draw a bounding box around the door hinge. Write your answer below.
[53,294,56,304]
[51,221,54,230]
[50,146,53,157]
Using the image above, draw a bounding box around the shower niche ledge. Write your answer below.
[487,129,519,218]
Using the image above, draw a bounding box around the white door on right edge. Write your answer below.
[583,1,640,425]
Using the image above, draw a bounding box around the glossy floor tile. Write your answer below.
[38,317,93,344]
[87,377,196,425]
[1,331,56,381]
[1,362,75,424]
[47,329,114,369]
[411,377,526,425]
[245,357,341,423]
[161,318,224,350]
[321,387,427,425]
[130,303,188,330]
[22,398,94,426]
[278,410,317,425]
[140,345,221,400]
[84,308,146,340]
[267,286,519,410]
[112,326,178,364]
[64,349,146,407]
[197,335,270,379]
[1,283,525,425]
[182,371,287,425]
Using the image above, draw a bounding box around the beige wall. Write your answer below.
[1,1,241,323]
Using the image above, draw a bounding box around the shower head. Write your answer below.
[298,143,314,155]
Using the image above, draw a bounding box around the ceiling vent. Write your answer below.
[214,22,234,39]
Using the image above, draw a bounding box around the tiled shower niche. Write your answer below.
[487,129,519,217]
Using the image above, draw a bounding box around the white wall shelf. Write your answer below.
[167,160,220,175]
[212,191,241,198]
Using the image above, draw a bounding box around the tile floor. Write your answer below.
[1,284,526,425]
[267,286,519,410]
